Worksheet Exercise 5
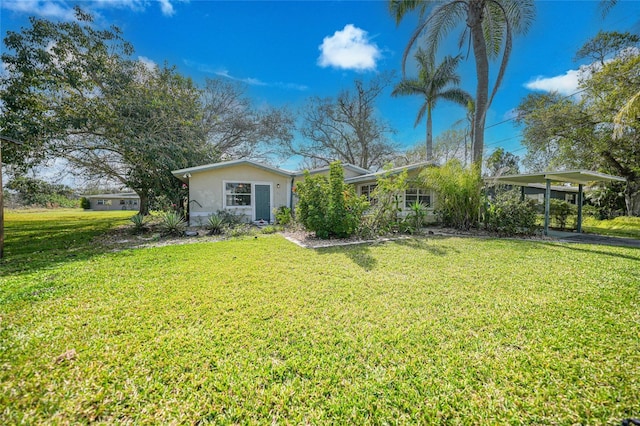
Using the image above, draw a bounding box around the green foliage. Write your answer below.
[273,206,292,226]
[360,166,409,236]
[206,214,224,235]
[485,148,520,176]
[2,210,639,423]
[5,176,77,208]
[423,160,483,230]
[586,182,626,219]
[582,215,640,238]
[404,201,428,234]
[549,199,577,230]
[295,161,368,239]
[80,197,91,210]
[215,209,246,226]
[157,211,187,236]
[485,188,539,236]
[129,213,147,233]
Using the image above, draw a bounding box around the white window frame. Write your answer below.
[360,183,378,205]
[405,188,432,209]
[223,181,253,208]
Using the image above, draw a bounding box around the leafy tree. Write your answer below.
[516,52,640,215]
[574,30,640,65]
[284,74,398,170]
[485,147,520,177]
[422,160,483,230]
[5,176,76,207]
[0,8,214,214]
[390,0,535,168]
[392,51,471,161]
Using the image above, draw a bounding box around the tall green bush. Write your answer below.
[550,199,576,230]
[485,188,539,236]
[295,161,368,239]
[361,167,409,236]
[422,160,483,230]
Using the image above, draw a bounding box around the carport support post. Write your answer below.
[544,179,551,236]
[577,184,583,234]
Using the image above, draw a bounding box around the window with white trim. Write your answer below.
[405,188,430,208]
[225,182,252,206]
[360,184,378,205]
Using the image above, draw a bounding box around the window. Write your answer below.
[97,199,104,205]
[96,199,111,206]
[225,182,252,206]
[360,184,377,205]
[119,199,125,205]
[405,188,431,208]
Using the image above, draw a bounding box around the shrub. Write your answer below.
[423,160,483,230]
[485,189,539,236]
[274,206,292,226]
[361,167,408,236]
[206,214,225,235]
[550,199,576,230]
[405,201,427,234]
[295,161,368,239]
[158,211,187,236]
[215,209,246,226]
[130,213,147,233]
[80,197,91,210]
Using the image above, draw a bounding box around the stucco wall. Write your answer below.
[187,164,292,226]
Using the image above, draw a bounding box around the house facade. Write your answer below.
[85,192,140,211]
[172,160,436,226]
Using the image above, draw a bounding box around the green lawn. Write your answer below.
[1,210,639,424]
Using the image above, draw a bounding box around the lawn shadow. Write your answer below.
[315,244,378,271]
[390,236,456,256]
[540,241,640,262]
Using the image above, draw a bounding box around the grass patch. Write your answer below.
[1,210,639,423]
[583,215,640,239]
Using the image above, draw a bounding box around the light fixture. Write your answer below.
[276,183,281,188]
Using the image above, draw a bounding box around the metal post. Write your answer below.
[544,179,551,236]
[577,183,583,234]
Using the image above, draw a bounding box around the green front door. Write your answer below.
[255,184,271,221]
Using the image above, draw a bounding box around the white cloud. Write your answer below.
[1,0,77,20]
[318,24,381,71]
[1,0,182,20]
[524,69,580,96]
[138,56,158,71]
[158,0,175,16]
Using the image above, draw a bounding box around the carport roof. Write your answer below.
[489,170,626,186]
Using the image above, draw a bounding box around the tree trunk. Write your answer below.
[138,192,150,215]
[468,0,489,171]
[426,105,433,161]
[625,179,640,216]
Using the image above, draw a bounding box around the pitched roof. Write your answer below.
[344,161,435,184]
[172,159,295,182]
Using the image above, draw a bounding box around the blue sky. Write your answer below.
[2,0,640,172]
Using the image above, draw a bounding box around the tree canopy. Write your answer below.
[282,74,397,170]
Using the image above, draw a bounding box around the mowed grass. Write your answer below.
[1,211,639,424]
[583,215,640,239]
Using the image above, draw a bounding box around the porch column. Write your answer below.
[544,179,551,236]
[577,183,584,234]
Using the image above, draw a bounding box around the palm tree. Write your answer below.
[392,51,472,161]
[389,0,535,169]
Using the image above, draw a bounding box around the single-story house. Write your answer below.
[84,192,140,211]
[172,160,437,226]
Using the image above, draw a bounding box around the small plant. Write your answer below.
[550,199,576,230]
[274,206,292,226]
[215,209,245,226]
[405,201,427,234]
[228,224,256,238]
[130,213,147,233]
[261,225,282,234]
[158,211,187,236]
[206,214,225,235]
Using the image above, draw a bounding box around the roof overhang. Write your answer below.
[172,159,295,182]
[487,170,626,186]
[345,161,435,184]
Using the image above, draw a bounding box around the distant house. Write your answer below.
[85,192,140,211]
[172,160,437,226]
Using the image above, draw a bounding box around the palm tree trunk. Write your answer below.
[469,0,489,170]
[426,105,433,161]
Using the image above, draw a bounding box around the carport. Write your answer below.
[489,170,626,236]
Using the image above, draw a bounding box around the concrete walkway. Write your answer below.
[548,230,640,248]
